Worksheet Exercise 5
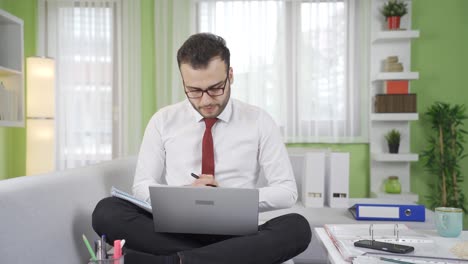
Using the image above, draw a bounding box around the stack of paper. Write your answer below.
[324,224,433,262]
[353,256,393,264]
[324,224,468,263]
[357,253,468,264]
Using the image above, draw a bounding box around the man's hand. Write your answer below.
[191,174,218,187]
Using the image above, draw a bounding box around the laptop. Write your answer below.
[149,186,259,236]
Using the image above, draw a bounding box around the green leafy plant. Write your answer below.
[381,0,408,19]
[421,102,468,212]
[385,129,401,145]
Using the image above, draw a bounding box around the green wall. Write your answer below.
[2,0,468,227]
[411,0,468,226]
[288,144,370,198]
[0,0,36,180]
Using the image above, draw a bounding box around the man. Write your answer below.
[93,33,311,264]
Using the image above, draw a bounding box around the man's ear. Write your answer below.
[229,67,234,85]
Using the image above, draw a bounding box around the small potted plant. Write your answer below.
[381,0,408,30]
[385,129,401,153]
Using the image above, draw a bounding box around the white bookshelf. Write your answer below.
[371,113,419,121]
[372,153,419,162]
[373,72,419,81]
[369,0,419,201]
[0,65,21,75]
[371,191,419,203]
[372,30,420,42]
[0,9,24,127]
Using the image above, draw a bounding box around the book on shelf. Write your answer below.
[374,94,417,113]
[385,80,408,94]
[110,186,152,213]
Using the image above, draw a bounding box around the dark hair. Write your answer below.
[177,33,230,72]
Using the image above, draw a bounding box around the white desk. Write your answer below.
[314,227,349,264]
[259,199,436,264]
[314,227,468,264]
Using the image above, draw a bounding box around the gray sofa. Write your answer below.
[0,157,135,264]
[0,157,305,264]
[0,154,435,264]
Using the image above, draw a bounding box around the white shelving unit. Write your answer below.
[372,30,420,42]
[372,192,419,202]
[373,72,419,81]
[369,0,419,202]
[372,153,419,162]
[371,113,419,121]
[0,9,24,127]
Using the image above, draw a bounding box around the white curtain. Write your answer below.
[40,0,141,169]
[160,0,368,143]
[118,0,142,157]
[198,1,288,131]
[154,0,194,110]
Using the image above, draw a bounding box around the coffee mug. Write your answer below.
[435,207,463,237]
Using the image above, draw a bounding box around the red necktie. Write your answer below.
[202,118,217,176]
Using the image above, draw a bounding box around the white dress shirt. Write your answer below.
[132,98,297,212]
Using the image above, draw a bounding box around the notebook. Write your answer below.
[111,186,152,213]
[149,186,259,236]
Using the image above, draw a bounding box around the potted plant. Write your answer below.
[381,0,408,30]
[421,102,467,212]
[385,129,401,153]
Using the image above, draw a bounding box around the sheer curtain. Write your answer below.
[40,0,141,169]
[194,0,369,143]
[294,0,368,142]
[154,0,194,110]
[118,0,142,157]
[197,1,288,132]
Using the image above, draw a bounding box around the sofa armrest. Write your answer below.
[0,156,136,264]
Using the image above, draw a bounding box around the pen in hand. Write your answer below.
[190,173,217,187]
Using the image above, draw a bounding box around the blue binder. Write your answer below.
[348,203,426,222]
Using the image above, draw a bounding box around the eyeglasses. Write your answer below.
[184,75,229,99]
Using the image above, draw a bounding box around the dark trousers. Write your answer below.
[92,197,311,264]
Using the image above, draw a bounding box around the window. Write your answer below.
[41,0,142,169]
[196,0,368,143]
[56,3,115,168]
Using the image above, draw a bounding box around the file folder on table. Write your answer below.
[302,152,326,208]
[325,152,349,208]
[349,204,425,222]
